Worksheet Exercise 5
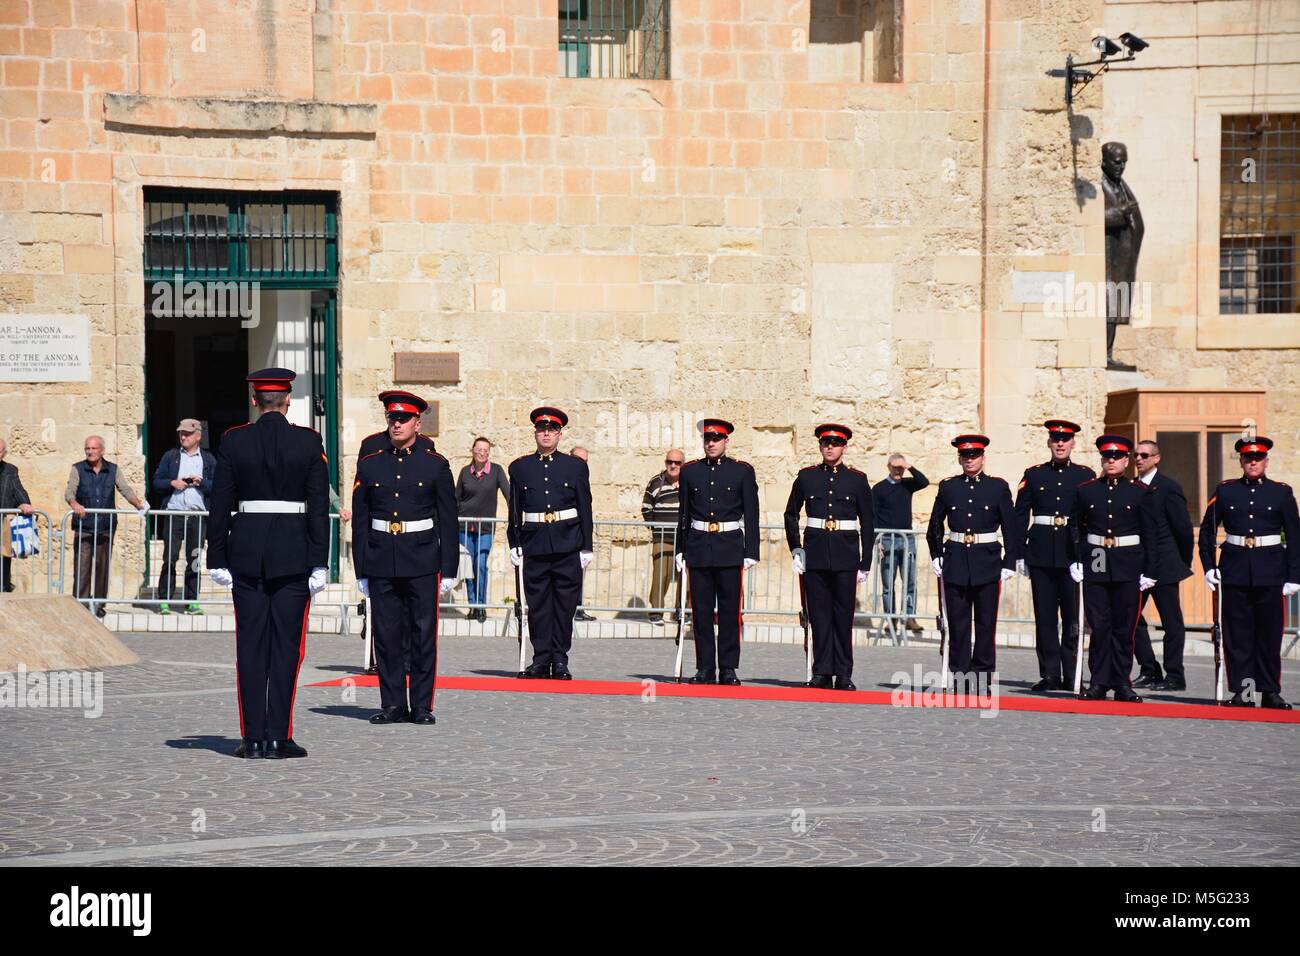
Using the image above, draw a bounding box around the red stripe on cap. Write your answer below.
[535,414,562,425]
[1100,442,1127,452]
[1240,443,1266,454]
[820,430,848,440]
[251,382,291,391]
[386,402,419,414]
[958,442,982,450]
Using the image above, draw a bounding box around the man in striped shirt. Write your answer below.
[641,449,684,625]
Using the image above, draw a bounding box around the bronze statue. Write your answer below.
[1102,142,1143,371]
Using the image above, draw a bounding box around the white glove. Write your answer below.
[440,578,455,595]
[357,578,369,598]
[209,567,232,588]
[510,547,523,568]
[743,557,758,570]
[674,552,685,573]
[1069,562,1084,583]
[579,550,593,570]
[856,569,868,585]
[1283,582,1299,597]
[1000,567,1015,582]
[791,548,806,575]
[308,567,328,595]
[1139,575,1156,591]
[1016,559,1028,579]
[1204,568,1220,591]
[931,557,943,577]
[137,502,150,515]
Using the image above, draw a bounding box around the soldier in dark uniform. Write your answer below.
[784,424,875,690]
[1068,435,1158,702]
[926,434,1017,690]
[206,369,329,759]
[1198,436,1300,709]
[351,391,459,725]
[1013,420,1095,691]
[676,418,760,685]
[507,407,593,680]
[354,392,439,675]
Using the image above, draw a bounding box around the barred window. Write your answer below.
[1220,114,1298,314]
[559,0,669,79]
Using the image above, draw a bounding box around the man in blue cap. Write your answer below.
[352,390,459,724]
[207,368,329,758]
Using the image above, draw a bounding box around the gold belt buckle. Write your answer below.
[389,521,402,535]
[1053,515,1067,527]
[707,521,720,533]
[824,518,838,531]
[544,511,557,523]
[1103,536,1115,548]
[963,532,975,545]
[1245,536,1256,548]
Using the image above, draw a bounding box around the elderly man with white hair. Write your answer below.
[65,435,147,617]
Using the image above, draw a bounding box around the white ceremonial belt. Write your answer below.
[1225,533,1282,548]
[523,508,578,524]
[947,531,999,544]
[806,517,860,531]
[1086,533,1140,548]
[1032,515,1070,527]
[372,518,433,534]
[692,520,742,532]
[238,500,305,514]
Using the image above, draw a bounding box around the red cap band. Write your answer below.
[386,402,419,414]
[251,382,291,392]
[958,442,982,450]
[535,415,561,426]
[820,430,848,440]
[1100,442,1127,452]
[1240,443,1266,454]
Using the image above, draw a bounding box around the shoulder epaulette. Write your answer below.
[684,457,703,466]
[844,465,867,477]
[1078,477,1100,487]
[357,450,385,466]
[222,421,253,437]
[509,454,530,468]
[988,475,1009,485]
[424,448,449,463]
[733,458,754,469]
[799,463,819,472]
[293,423,321,436]
[942,474,962,483]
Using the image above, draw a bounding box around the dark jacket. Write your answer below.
[925,472,1018,586]
[676,455,760,568]
[872,466,928,530]
[784,462,875,572]
[506,450,594,556]
[206,412,330,579]
[151,446,217,508]
[1069,476,1158,583]
[0,460,31,511]
[641,471,681,544]
[352,443,458,580]
[1139,470,1193,584]
[1198,476,1300,587]
[1013,459,1096,568]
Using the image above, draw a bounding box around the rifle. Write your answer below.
[937,573,951,690]
[673,564,690,682]
[1211,572,1226,704]
[797,573,813,683]
[514,554,529,676]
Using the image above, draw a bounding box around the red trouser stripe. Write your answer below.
[1125,584,1144,687]
[286,596,310,738]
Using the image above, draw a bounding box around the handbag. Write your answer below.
[10,514,39,558]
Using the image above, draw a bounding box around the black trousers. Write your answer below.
[688,564,743,670]
[0,556,12,592]
[803,569,856,678]
[1083,580,1140,690]
[157,513,205,602]
[1222,584,1285,695]
[232,574,310,741]
[371,573,440,713]
[943,579,999,679]
[1133,582,1186,682]
[1028,565,1079,681]
[523,551,582,667]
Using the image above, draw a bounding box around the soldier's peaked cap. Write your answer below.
[378,390,428,415]
[1235,436,1273,455]
[530,406,568,428]
[698,418,735,437]
[815,423,853,441]
[246,367,295,392]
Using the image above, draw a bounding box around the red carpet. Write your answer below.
[307,674,1300,724]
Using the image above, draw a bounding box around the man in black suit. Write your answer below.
[352,390,459,725]
[1131,440,1194,691]
[207,369,329,759]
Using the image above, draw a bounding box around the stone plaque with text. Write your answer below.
[394,352,459,383]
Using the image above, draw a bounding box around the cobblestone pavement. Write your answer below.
[2,629,1297,866]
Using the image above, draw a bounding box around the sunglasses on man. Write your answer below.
[665,458,683,466]
[818,437,847,447]
[1134,452,1155,459]
[386,412,416,424]
[1100,450,1129,460]
[1240,452,1267,463]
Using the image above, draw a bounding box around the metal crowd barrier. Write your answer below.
[0,508,54,595]
[54,508,351,623]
